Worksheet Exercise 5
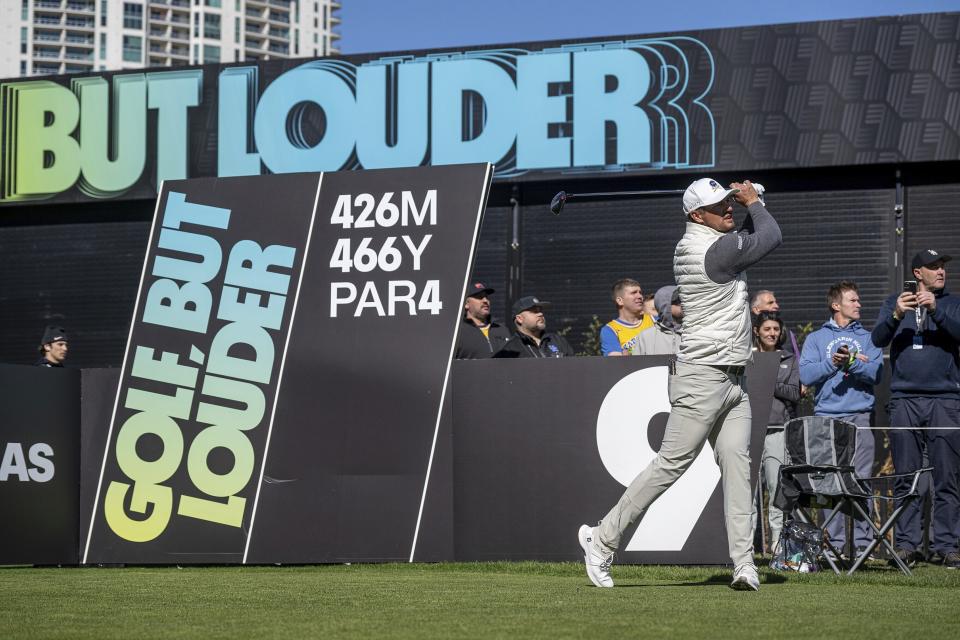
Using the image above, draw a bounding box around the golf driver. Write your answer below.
[550,189,684,215]
[550,183,766,215]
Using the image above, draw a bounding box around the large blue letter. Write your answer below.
[573,49,651,167]
[254,63,356,173]
[356,60,428,169]
[218,66,261,177]
[431,58,517,166]
[516,52,571,170]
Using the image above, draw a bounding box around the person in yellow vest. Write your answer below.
[599,278,654,355]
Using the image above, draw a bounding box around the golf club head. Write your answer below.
[550,191,567,215]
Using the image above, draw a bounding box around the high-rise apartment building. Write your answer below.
[0,0,341,78]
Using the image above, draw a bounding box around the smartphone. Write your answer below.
[904,280,918,294]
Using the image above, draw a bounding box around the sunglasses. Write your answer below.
[702,196,735,215]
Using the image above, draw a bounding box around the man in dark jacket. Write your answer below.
[35,326,69,367]
[455,282,510,359]
[871,250,960,569]
[494,295,574,358]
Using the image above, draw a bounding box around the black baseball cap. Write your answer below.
[465,282,495,299]
[911,249,952,270]
[41,325,69,345]
[512,296,551,316]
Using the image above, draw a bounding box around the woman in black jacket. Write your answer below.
[753,311,801,552]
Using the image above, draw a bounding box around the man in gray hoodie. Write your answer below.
[634,285,683,355]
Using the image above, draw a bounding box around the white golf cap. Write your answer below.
[682,178,738,215]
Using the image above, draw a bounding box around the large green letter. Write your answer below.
[2,81,80,200]
[72,74,147,198]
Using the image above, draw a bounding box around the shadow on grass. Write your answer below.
[614,572,789,588]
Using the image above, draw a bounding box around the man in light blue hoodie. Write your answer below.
[799,281,883,555]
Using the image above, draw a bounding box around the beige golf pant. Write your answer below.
[596,360,755,567]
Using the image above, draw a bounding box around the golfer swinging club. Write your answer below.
[579,178,781,591]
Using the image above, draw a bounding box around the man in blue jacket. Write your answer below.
[872,250,960,569]
[800,281,883,556]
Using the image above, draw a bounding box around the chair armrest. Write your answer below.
[779,464,855,476]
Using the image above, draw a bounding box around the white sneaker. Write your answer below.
[730,562,760,591]
[578,524,614,588]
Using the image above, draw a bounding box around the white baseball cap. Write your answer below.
[682,178,738,215]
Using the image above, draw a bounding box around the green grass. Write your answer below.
[3,561,959,639]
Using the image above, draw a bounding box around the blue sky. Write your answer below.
[339,0,960,55]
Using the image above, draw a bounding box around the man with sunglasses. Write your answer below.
[579,178,781,592]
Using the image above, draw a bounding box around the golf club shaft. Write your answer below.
[564,189,684,200]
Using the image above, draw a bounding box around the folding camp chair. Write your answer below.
[773,416,932,576]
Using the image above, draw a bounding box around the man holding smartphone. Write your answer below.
[872,250,960,569]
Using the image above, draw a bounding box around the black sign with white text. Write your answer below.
[0,364,80,565]
[451,354,778,564]
[84,164,493,564]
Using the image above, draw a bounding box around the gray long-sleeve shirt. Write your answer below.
[704,201,782,283]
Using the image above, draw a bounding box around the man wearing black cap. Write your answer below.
[494,296,574,358]
[455,282,510,359]
[36,325,69,367]
[872,249,960,569]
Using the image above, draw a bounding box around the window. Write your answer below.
[193,15,199,37]
[203,44,220,62]
[205,0,221,6]
[21,60,27,76]
[123,3,143,29]
[204,13,220,38]
[100,33,106,58]
[101,0,108,26]
[234,17,240,41]
[22,0,28,20]
[122,35,142,62]
[21,28,27,54]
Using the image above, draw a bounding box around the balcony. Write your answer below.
[34,32,62,43]
[34,49,63,59]
[35,65,63,75]
[64,2,95,13]
[268,28,288,39]
[64,35,94,46]
[268,44,288,55]
[64,18,95,29]
[245,23,264,34]
[169,14,188,24]
[34,1,63,10]
[170,0,189,6]
[35,16,64,26]
[246,8,265,19]
[267,12,289,24]
[64,51,93,61]
[268,0,290,7]
[169,28,189,41]
[244,39,265,50]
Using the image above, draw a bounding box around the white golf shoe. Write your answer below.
[730,562,760,591]
[578,524,614,588]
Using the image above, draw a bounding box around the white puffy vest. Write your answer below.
[673,222,753,365]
